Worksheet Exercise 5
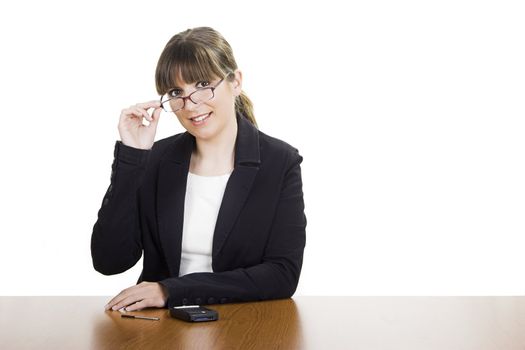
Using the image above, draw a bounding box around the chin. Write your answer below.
[188,125,218,141]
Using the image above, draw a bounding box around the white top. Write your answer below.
[178,171,231,277]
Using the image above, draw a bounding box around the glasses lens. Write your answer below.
[190,89,214,104]
[161,95,183,113]
[169,98,184,112]
[161,88,214,113]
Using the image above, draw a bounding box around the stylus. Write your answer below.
[121,314,160,321]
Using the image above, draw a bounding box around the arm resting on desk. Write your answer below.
[159,156,306,306]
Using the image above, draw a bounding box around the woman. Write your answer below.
[92,27,306,312]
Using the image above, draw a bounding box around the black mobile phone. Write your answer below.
[170,305,219,322]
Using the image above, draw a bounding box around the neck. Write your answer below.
[190,118,238,176]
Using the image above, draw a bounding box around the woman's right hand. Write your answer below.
[118,100,162,150]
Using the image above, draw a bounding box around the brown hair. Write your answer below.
[155,27,257,127]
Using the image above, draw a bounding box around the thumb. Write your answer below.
[149,107,162,127]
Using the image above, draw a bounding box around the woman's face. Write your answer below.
[173,69,242,142]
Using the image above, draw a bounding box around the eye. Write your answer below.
[169,89,182,97]
[196,81,210,88]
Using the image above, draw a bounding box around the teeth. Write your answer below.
[193,113,210,122]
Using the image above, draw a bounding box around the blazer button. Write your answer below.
[103,198,109,206]
[219,297,228,304]
[207,297,216,304]
[195,298,202,305]
[182,298,189,305]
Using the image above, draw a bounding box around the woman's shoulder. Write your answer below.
[257,129,302,164]
[258,129,299,153]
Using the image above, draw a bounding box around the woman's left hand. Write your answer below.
[104,282,168,312]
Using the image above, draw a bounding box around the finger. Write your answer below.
[105,293,125,311]
[143,105,163,123]
[105,282,155,311]
[149,107,162,125]
[129,107,152,122]
[119,108,135,123]
[136,100,161,110]
[105,286,135,310]
[124,299,148,312]
[119,108,142,125]
[111,294,143,311]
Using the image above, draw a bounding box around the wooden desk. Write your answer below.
[1,296,525,349]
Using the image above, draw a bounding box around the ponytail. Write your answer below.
[235,91,257,128]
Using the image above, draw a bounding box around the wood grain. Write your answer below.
[1,296,525,349]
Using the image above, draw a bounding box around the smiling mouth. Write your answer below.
[190,112,211,123]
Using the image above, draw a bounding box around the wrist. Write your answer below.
[115,141,151,165]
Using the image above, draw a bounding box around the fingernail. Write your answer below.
[112,306,118,311]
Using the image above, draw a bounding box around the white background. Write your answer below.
[0,0,524,296]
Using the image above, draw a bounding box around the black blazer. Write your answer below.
[91,115,306,307]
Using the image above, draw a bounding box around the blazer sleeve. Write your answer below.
[159,149,306,307]
[91,141,150,275]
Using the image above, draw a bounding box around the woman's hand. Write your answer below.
[118,100,162,150]
[104,282,169,312]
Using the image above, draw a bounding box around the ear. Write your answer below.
[231,69,243,97]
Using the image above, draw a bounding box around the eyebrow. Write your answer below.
[171,79,212,89]
[170,79,217,94]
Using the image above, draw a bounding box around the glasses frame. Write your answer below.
[160,73,232,113]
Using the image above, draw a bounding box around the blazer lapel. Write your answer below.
[157,134,193,277]
[156,115,261,273]
[212,115,261,257]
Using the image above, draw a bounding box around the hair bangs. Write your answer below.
[156,41,225,95]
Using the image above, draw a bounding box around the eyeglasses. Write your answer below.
[160,74,230,113]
